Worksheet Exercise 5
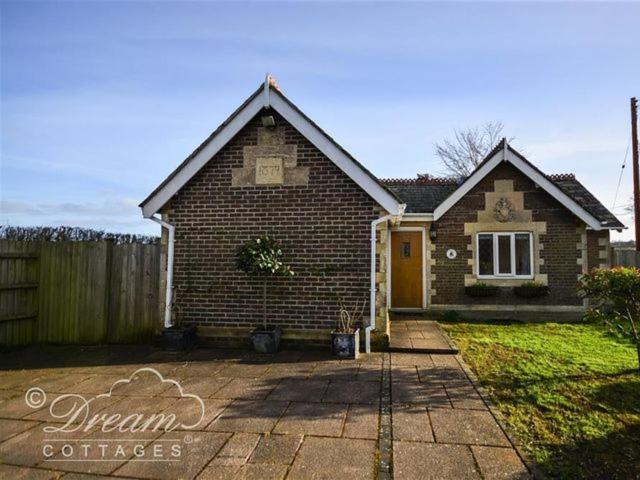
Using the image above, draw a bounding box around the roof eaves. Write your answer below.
[139,85,264,209]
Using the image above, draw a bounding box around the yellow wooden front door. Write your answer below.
[391,231,423,308]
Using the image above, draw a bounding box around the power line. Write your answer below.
[612,136,631,212]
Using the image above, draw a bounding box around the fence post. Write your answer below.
[104,239,114,342]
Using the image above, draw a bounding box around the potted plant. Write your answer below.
[235,236,294,353]
[161,299,198,350]
[513,280,549,298]
[331,297,364,359]
[464,282,499,297]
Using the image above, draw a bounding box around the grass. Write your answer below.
[440,321,640,480]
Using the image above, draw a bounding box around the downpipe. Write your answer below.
[366,214,393,353]
[150,215,175,329]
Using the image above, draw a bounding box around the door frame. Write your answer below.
[387,226,427,310]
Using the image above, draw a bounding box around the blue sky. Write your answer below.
[1,1,639,239]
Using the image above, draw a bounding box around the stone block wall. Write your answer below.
[431,162,584,307]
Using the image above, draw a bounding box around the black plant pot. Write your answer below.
[464,285,499,297]
[331,329,360,359]
[161,325,197,350]
[250,326,282,354]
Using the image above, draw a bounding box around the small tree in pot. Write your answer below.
[331,297,365,359]
[236,236,294,353]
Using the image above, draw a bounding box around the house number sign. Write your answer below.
[255,157,284,185]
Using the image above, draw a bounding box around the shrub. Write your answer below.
[235,236,294,329]
[513,280,549,298]
[465,282,499,297]
[580,267,640,371]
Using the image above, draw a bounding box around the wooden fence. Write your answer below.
[611,248,640,268]
[0,240,161,347]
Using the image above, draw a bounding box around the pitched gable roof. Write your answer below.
[140,76,405,218]
[382,140,624,230]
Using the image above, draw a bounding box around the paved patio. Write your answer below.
[0,343,529,479]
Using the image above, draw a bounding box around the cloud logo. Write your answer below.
[35,367,206,433]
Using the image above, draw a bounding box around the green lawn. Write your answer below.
[440,321,640,480]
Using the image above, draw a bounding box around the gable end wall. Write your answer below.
[431,162,587,307]
[165,111,382,332]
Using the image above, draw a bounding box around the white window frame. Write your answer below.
[476,232,534,279]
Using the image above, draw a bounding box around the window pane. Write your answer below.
[497,235,512,274]
[478,234,493,275]
[515,233,531,276]
[402,242,411,258]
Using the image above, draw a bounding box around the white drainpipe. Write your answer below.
[150,215,175,329]
[366,214,394,353]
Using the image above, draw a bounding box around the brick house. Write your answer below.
[140,76,624,350]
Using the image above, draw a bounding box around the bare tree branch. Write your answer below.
[434,122,511,178]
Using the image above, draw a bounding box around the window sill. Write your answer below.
[473,277,536,287]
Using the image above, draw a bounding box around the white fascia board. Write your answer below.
[402,213,434,221]
[142,88,403,217]
[269,93,403,215]
[433,151,502,221]
[433,148,602,230]
[141,94,264,218]
[506,150,602,230]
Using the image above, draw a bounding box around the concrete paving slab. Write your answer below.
[160,397,231,430]
[0,418,40,442]
[212,379,275,400]
[211,432,260,466]
[160,375,231,398]
[288,436,376,480]
[393,441,480,480]
[209,400,288,434]
[249,434,302,465]
[445,384,487,410]
[114,431,230,480]
[356,364,382,382]
[41,429,161,475]
[392,404,434,442]
[390,353,435,367]
[390,365,420,383]
[196,464,240,480]
[309,363,358,382]
[267,379,328,402]
[322,380,380,405]
[273,402,348,437]
[418,365,469,384]
[342,404,379,440]
[0,394,48,419]
[234,463,288,479]
[217,364,272,379]
[431,355,461,367]
[391,382,451,407]
[0,424,61,466]
[0,464,62,480]
[471,445,531,479]
[430,409,510,446]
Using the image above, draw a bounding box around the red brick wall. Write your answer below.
[431,162,583,306]
[165,111,381,331]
